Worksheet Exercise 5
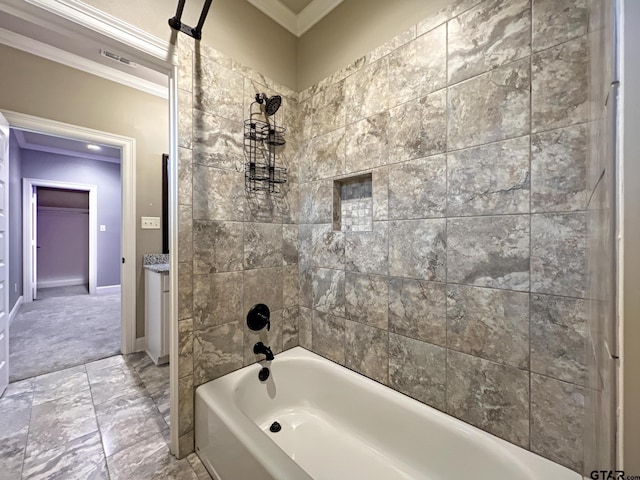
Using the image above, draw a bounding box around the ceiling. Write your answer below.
[247,0,344,36]
[14,129,121,164]
[279,0,314,14]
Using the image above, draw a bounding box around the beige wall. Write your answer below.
[81,0,298,90]
[0,44,168,338]
[623,0,640,471]
[297,0,455,89]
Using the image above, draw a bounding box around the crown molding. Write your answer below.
[14,128,120,163]
[247,0,343,36]
[24,0,175,66]
[0,27,168,99]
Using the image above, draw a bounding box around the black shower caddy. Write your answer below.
[244,93,287,194]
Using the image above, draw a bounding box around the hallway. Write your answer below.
[9,286,120,381]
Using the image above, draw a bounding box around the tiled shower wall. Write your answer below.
[176,39,301,456]
[297,0,596,473]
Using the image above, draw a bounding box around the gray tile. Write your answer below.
[178,90,192,149]
[345,112,389,173]
[22,431,108,480]
[389,333,446,411]
[389,219,446,281]
[447,136,530,216]
[283,265,299,308]
[448,0,531,85]
[308,129,345,181]
[312,268,345,317]
[0,427,28,480]
[345,221,388,275]
[179,263,193,321]
[389,154,446,219]
[299,306,313,349]
[447,285,529,369]
[300,180,332,224]
[531,294,587,385]
[388,25,446,107]
[193,60,243,122]
[192,220,243,274]
[531,124,587,212]
[283,307,300,350]
[311,310,345,365]
[192,165,245,221]
[372,167,389,221]
[312,79,345,137]
[310,224,345,270]
[389,278,446,346]
[178,147,192,206]
[188,452,213,480]
[107,431,198,480]
[192,110,243,171]
[193,322,244,386]
[531,374,584,472]
[448,59,530,151]
[345,321,388,384]
[178,375,194,436]
[389,89,446,162]
[299,265,313,308]
[532,0,588,52]
[531,213,586,297]
[244,223,283,269]
[446,350,529,447]
[179,319,194,378]
[283,224,299,265]
[447,215,530,291]
[33,365,89,405]
[345,59,389,124]
[178,205,193,264]
[95,390,167,457]
[368,26,416,64]
[193,272,243,329]
[28,389,98,455]
[87,365,147,406]
[345,273,389,330]
[243,267,284,313]
[532,37,588,133]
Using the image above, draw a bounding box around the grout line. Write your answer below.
[528,0,534,451]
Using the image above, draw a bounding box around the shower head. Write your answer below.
[265,95,282,116]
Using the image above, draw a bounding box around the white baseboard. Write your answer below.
[38,278,87,288]
[96,284,121,296]
[135,336,146,352]
[9,296,24,327]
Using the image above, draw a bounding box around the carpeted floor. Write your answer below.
[9,286,121,381]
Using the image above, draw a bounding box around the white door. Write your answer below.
[0,113,10,395]
[30,187,37,300]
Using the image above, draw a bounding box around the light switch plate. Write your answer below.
[141,216,161,229]
[100,225,106,232]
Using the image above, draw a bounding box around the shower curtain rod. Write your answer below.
[168,0,213,40]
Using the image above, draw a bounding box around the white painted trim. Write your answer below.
[168,66,180,457]
[37,278,87,288]
[23,178,97,298]
[247,0,343,36]
[135,336,146,353]
[0,27,168,99]
[96,284,120,296]
[9,296,23,327]
[5,110,137,357]
[23,0,174,65]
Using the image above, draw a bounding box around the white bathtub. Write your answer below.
[195,347,580,480]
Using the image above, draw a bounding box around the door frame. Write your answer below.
[5,110,137,355]
[23,178,97,297]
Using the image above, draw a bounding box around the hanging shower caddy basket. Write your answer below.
[244,94,288,194]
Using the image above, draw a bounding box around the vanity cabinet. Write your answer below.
[145,268,170,365]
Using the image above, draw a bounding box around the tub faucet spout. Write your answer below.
[254,342,274,361]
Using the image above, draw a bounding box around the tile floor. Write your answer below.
[0,353,212,480]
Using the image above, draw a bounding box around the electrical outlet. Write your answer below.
[100,225,107,232]
[141,216,161,229]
